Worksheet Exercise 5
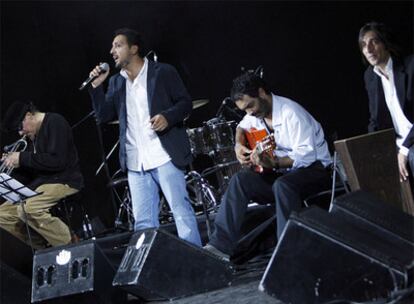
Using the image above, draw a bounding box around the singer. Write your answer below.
[88,28,201,246]
[0,101,84,248]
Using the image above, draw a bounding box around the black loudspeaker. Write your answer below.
[0,227,33,277]
[113,228,233,300]
[259,206,414,304]
[0,261,31,304]
[31,240,119,303]
[330,190,414,245]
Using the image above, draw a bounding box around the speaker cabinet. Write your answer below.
[0,227,33,277]
[31,240,117,303]
[0,261,31,304]
[331,190,414,245]
[259,206,414,304]
[113,228,233,300]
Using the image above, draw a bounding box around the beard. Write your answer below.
[115,57,130,69]
[253,97,272,119]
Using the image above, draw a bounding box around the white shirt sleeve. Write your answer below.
[284,107,318,169]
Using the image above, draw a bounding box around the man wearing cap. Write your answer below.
[0,101,83,248]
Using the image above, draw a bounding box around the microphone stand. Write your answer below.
[71,110,95,130]
[93,114,118,222]
[215,97,230,119]
[71,109,118,221]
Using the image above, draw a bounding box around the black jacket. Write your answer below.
[364,54,414,149]
[19,113,84,190]
[89,60,192,171]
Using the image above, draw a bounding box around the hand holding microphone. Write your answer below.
[79,62,110,90]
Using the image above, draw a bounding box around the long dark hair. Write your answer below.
[358,22,401,65]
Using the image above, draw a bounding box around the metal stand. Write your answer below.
[113,184,134,231]
[0,173,40,255]
[185,170,218,239]
[93,116,118,221]
[108,172,134,231]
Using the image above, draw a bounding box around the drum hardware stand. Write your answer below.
[114,184,134,231]
[186,170,217,239]
[108,171,134,231]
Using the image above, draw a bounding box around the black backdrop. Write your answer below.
[1,1,413,226]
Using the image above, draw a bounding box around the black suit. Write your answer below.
[364,55,414,149]
[89,60,192,171]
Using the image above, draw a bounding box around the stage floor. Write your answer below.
[128,252,281,304]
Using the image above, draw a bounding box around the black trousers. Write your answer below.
[209,161,331,255]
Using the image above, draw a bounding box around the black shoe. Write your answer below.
[203,244,230,262]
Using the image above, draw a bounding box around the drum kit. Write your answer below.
[104,98,241,234]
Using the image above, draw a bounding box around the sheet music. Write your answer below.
[0,173,38,203]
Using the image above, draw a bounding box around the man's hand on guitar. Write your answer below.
[235,143,252,165]
[250,147,278,169]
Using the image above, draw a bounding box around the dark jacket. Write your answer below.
[19,113,84,190]
[364,54,414,149]
[89,60,192,171]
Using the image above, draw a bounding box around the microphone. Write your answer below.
[215,97,232,118]
[254,65,264,78]
[145,50,158,62]
[79,62,109,90]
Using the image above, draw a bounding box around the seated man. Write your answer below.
[0,101,84,249]
[205,72,332,260]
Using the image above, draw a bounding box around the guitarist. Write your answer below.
[204,72,332,261]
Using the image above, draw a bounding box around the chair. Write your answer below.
[50,192,93,242]
[303,151,350,208]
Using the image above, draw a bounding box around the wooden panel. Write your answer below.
[334,129,413,213]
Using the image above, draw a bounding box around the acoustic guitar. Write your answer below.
[244,128,276,173]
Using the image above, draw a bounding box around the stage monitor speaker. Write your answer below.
[330,190,414,245]
[31,240,119,303]
[113,228,233,300]
[0,227,33,277]
[0,261,31,304]
[259,206,414,304]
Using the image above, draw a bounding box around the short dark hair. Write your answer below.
[114,28,145,57]
[358,21,401,65]
[1,100,38,133]
[230,72,271,102]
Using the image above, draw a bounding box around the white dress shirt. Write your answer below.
[238,94,332,169]
[121,58,171,171]
[374,57,412,156]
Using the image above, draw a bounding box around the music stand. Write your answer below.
[0,173,40,254]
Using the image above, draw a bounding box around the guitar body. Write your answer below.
[244,128,276,173]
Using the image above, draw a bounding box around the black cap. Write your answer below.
[1,100,34,133]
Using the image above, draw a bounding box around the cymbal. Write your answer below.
[192,99,209,109]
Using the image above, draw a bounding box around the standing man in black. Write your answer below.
[88,28,201,246]
[359,22,414,183]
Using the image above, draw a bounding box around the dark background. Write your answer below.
[1,1,413,227]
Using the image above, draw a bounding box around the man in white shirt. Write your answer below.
[204,72,332,260]
[358,22,414,184]
[88,28,201,246]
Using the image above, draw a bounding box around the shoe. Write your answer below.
[203,244,230,262]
